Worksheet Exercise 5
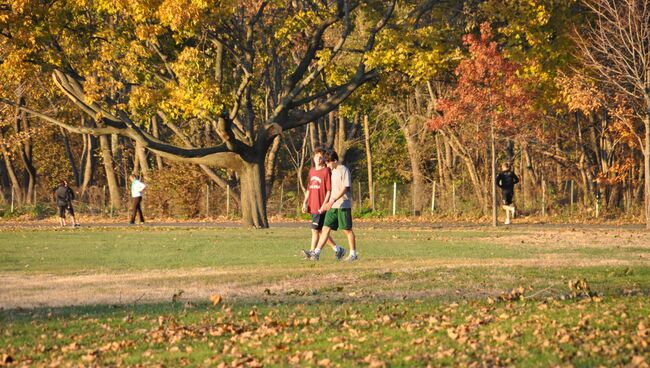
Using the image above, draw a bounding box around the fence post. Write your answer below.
[392,182,397,216]
[226,184,230,217]
[431,181,436,213]
[10,186,14,213]
[595,193,600,218]
[206,183,210,217]
[278,182,284,215]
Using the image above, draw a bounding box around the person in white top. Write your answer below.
[129,174,146,224]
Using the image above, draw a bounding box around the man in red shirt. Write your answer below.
[302,148,345,260]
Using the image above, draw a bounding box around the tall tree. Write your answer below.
[430,23,540,221]
[575,0,650,228]
[1,0,396,227]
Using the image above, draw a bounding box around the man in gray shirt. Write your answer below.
[306,150,357,261]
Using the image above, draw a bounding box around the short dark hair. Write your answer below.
[313,147,325,157]
[325,150,339,163]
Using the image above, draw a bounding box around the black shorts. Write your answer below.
[502,190,514,206]
[310,213,326,230]
[58,205,74,218]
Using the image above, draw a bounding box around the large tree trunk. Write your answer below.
[99,134,121,210]
[402,122,426,215]
[239,158,268,228]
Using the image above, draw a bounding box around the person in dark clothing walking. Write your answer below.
[129,174,146,224]
[53,180,78,227]
[496,162,519,225]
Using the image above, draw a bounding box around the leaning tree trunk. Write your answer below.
[151,116,164,170]
[99,134,121,211]
[135,140,150,180]
[16,98,36,204]
[80,133,96,197]
[60,128,80,186]
[442,129,487,211]
[1,147,23,204]
[402,123,426,215]
[264,135,281,201]
[363,115,375,210]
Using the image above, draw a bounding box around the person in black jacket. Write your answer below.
[496,162,519,225]
[53,180,78,227]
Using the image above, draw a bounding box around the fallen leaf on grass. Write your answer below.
[61,342,78,352]
[631,356,647,367]
[558,334,571,344]
[210,294,222,306]
[1,354,13,364]
[249,310,260,323]
[172,289,184,303]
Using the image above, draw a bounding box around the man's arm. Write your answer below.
[321,187,349,212]
[318,190,332,213]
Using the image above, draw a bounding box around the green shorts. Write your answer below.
[324,208,352,230]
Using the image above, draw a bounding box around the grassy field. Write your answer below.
[1,224,649,366]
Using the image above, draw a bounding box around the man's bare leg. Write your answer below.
[343,229,357,260]
[310,229,337,252]
[311,226,333,259]
[310,229,320,251]
[343,229,356,252]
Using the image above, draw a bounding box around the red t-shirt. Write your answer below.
[307,167,331,214]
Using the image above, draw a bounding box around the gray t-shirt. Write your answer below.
[331,164,352,209]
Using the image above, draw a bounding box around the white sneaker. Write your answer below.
[346,254,358,262]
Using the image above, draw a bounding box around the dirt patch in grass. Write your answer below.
[1,255,645,309]
[481,228,650,249]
